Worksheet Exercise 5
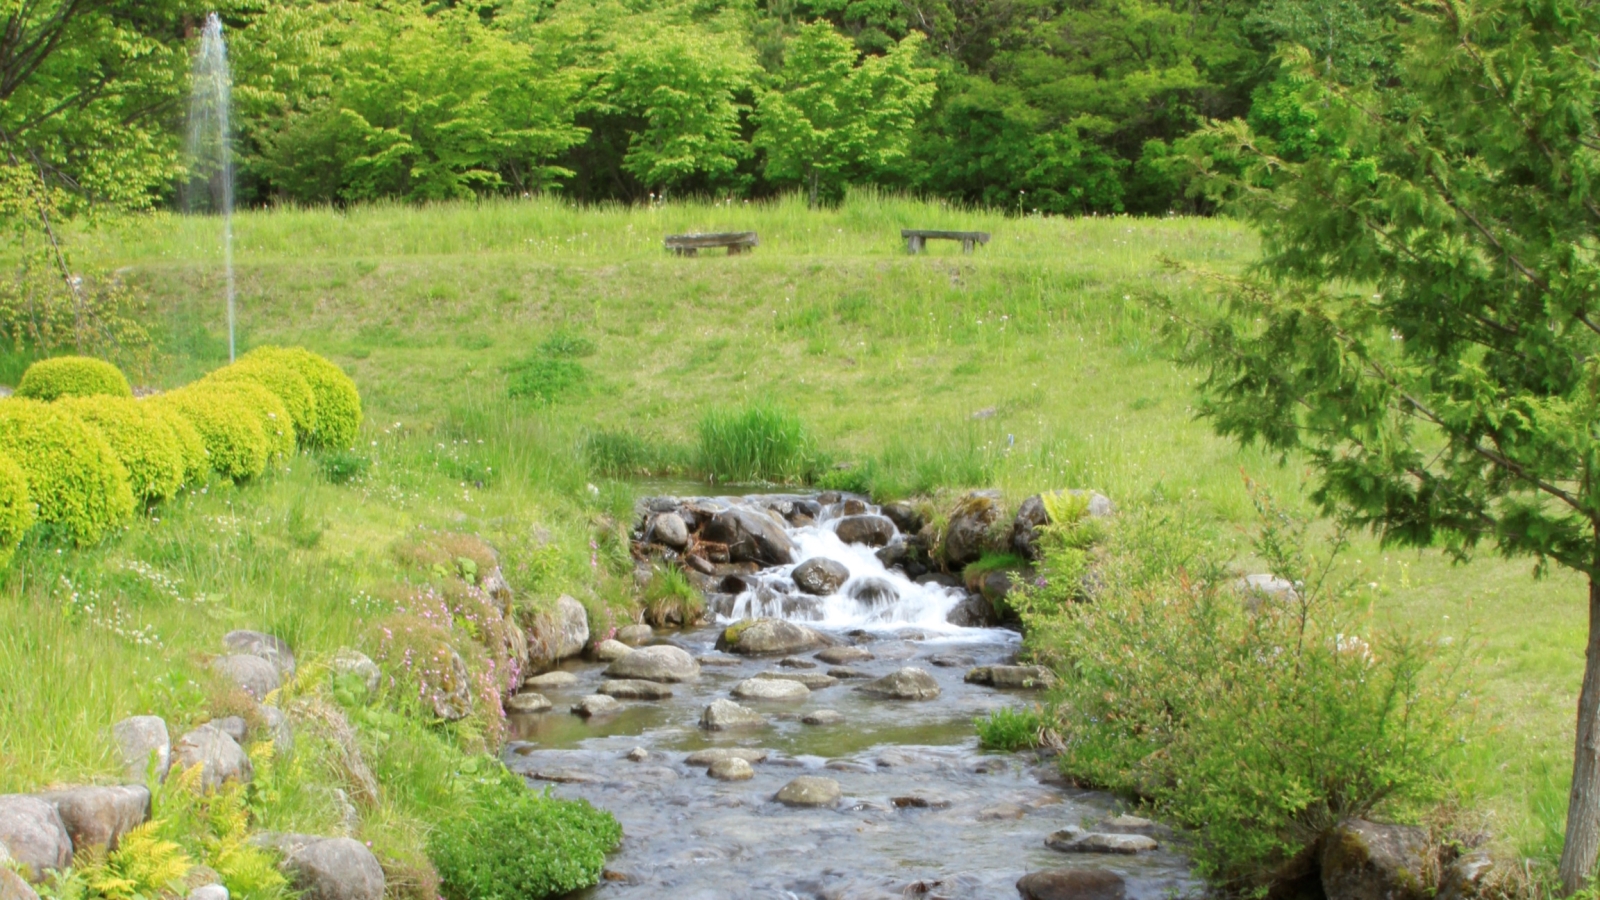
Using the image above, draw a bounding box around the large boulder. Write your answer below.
[717,619,828,656]
[945,592,997,628]
[594,639,633,662]
[834,515,895,547]
[505,691,553,713]
[1010,495,1051,560]
[223,630,296,678]
[856,667,941,700]
[943,492,1002,568]
[112,715,170,782]
[172,723,254,790]
[258,705,294,755]
[0,866,40,900]
[1016,869,1126,900]
[731,678,810,701]
[701,699,767,731]
[604,645,700,682]
[551,595,591,660]
[277,836,385,900]
[965,665,1058,689]
[881,502,924,535]
[209,654,281,701]
[1322,819,1430,900]
[617,623,655,646]
[38,786,149,853]
[0,796,71,882]
[775,776,841,807]
[649,512,690,551]
[571,694,622,718]
[329,649,381,695]
[791,558,849,596]
[702,508,796,566]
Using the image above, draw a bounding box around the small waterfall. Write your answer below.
[186,13,236,362]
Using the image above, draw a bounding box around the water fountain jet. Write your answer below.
[186,13,235,362]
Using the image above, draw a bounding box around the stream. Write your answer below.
[502,492,1197,900]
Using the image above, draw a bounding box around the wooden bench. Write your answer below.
[902,229,991,254]
[664,232,759,256]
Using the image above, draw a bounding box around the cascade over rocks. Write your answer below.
[702,508,796,566]
[792,557,849,595]
[848,578,898,607]
[834,514,895,547]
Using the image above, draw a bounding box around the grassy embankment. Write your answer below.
[2,194,1583,865]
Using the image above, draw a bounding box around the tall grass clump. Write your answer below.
[1017,486,1468,893]
[696,404,814,484]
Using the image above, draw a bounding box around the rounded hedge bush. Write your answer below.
[0,450,36,569]
[0,399,134,545]
[144,401,208,486]
[57,395,185,504]
[241,347,360,450]
[156,386,270,481]
[16,356,133,401]
[206,356,318,442]
[209,380,296,460]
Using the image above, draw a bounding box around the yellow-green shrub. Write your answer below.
[0,399,134,545]
[206,356,318,441]
[145,401,209,486]
[15,355,133,400]
[57,395,185,504]
[0,450,35,568]
[156,387,270,482]
[241,347,360,450]
[208,380,296,460]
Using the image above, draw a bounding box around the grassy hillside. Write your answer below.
[4,193,1585,865]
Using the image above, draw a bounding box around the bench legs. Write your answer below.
[961,238,975,254]
[906,235,926,254]
[727,244,743,255]
[673,247,698,257]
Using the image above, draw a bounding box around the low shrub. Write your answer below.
[0,399,133,545]
[144,401,209,486]
[537,330,596,358]
[206,380,296,460]
[430,764,621,900]
[976,706,1046,752]
[506,355,586,405]
[696,404,815,484]
[156,387,270,481]
[206,356,318,442]
[317,449,370,484]
[15,355,133,401]
[240,347,361,450]
[0,450,35,568]
[57,395,185,504]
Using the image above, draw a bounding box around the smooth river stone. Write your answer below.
[701,699,767,731]
[731,678,809,702]
[683,748,770,766]
[524,671,579,689]
[775,776,841,807]
[571,695,622,718]
[599,679,673,700]
[707,758,754,781]
[604,644,699,682]
[754,671,838,689]
[504,692,552,713]
[856,667,941,700]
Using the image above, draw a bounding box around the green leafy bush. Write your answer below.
[976,706,1045,752]
[696,404,815,484]
[144,401,209,487]
[156,387,270,482]
[206,356,318,441]
[537,330,596,358]
[317,449,370,484]
[15,355,133,401]
[57,395,185,504]
[240,347,361,450]
[0,399,133,545]
[1019,493,1464,892]
[430,765,621,900]
[642,564,704,626]
[0,450,35,568]
[506,356,587,404]
[204,380,296,461]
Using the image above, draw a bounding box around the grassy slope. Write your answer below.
[5,194,1581,862]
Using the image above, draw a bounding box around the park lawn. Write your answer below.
[3,193,1584,864]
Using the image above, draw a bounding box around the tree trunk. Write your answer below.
[1560,576,1600,893]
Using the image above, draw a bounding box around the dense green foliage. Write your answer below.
[156,387,271,482]
[0,399,134,546]
[0,451,35,569]
[975,706,1045,752]
[696,404,816,483]
[240,348,361,451]
[56,396,185,505]
[429,767,622,900]
[207,357,319,441]
[202,379,297,461]
[16,357,133,402]
[145,401,211,487]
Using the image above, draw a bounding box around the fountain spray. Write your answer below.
[187,13,235,362]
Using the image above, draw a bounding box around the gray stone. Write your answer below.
[594,639,633,662]
[881,502,923,535]
[891,794,952,809]
[0,867,39,900]
[223,630,295,678]
[173,723,254,790]
[732,678,810,701]
[37,787,148,854]
[834,515,895,547]
[1438,851,1495,900]
[626,747,649,762]
[700,699,767,731]
[697,653,742,667]
[791,557,850,595]
[604,644,699,682]
[840,498,869,516]
[617,623,655,645]
[112,715,170,782]
[700,508,796,566]
[977,803,1026,820]
[650,512,689,550]
[1322,819,1429,900]
[816,646,874,665]
[279,836,385,900]
[551,595,591,660]
[189,885,229,900]
[0,795,71,881]
[571,695,622,718]
[946,591,997,627]
[718,619,828,656]
[775,776,841,807]
[505,691,553,713]
[1016,868,1126,900]
[214,716,248,744]
[684,748,770,766]
[329,649,380,695]
[802,709,845,726]
[756,670,838,689]
[778,656,817,669]
[599,679,674,700]
[210,654,281,700]
[943,492,1002,567]
[524,670,580,689]
[708,758,754,781]
[1010,495,1051,561]
[1046,830,1158,854]
[928,653,975,668]
[965,665,1058,689]
[857,667,941,700]
[828,666,870,679]
[1098,814,1164,836]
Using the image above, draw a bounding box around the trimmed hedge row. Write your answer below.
[0,348,361,561]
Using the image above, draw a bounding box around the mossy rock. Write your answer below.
[143,400,209,486]
[0,450,36,568]
[15,356,133,401]
[57,395,185,504]
[156,386,270,481]
[240,347,360,450]
[0,399,134,545]
[206,356,318,441]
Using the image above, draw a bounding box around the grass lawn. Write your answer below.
[2,193,1584,865]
